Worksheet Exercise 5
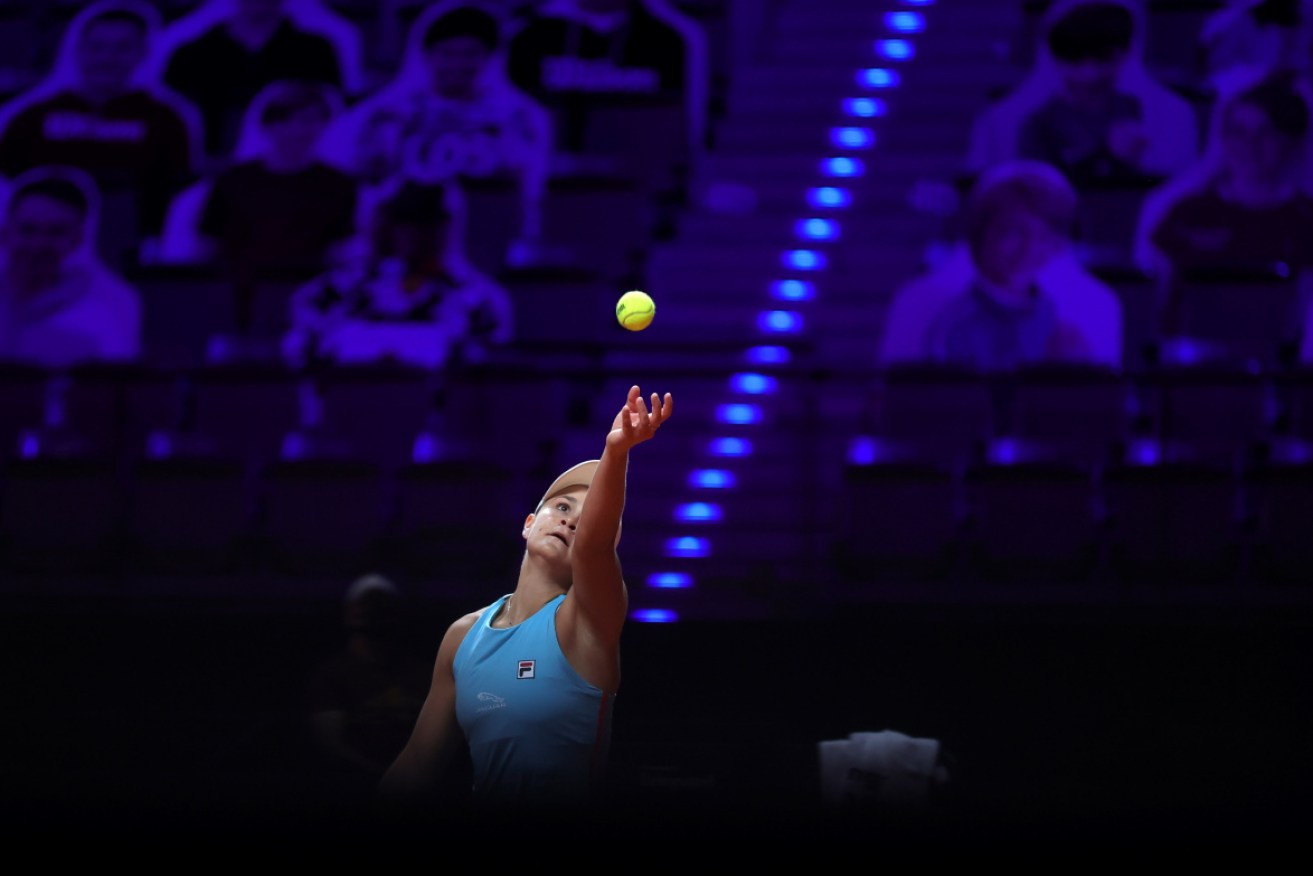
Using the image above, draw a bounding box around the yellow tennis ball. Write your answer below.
[616,290,655,331]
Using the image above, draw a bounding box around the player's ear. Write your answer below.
[522,512,535,540]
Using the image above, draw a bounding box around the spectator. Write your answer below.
[187,80,358,285]
[1137,71,1313,275]
[322,1,552,259]
[1134,71,1313,343]
[1200,0,1313,92]
[0,167,141,368]
[0,0,200,267]
[282,178,513,370]
[967,0,1199,185]
[304,574,433,802]
[878,160,1123,372]
[151,0,359,162]
[504,0,709,161]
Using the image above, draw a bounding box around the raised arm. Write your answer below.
[565,385,673,653]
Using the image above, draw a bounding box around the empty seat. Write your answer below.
[0,362,57,459]
[1003,362,1133,466]
[435,364,572,479]
[0,455,125,578]
[834,452,963,586]
[1101,456,1244,588]
[255,458,388,578]
[129,265,241,369]
[1273,366,1313,443]
[188,362,305,469]
[315,363,438,472]
[1159,265,1302,368]
[867,363,998,470]
[125,455,254,576]
[1243,447,1313,586]
[570,99,691,198]
[382,459,522,596]
[962,449,1102,585]
[498,267,616,348]
[1139,363,1274,466]
[64,361,177,461]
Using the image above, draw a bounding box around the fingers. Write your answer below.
[618,387,673,438]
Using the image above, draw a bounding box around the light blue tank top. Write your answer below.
[453,593,614,808]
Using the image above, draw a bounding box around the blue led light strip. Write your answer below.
[636,1,929,621]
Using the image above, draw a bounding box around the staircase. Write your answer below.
[594,0,1032,621]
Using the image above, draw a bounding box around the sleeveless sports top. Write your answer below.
[453,593,614,808]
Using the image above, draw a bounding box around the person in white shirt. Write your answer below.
[321,1,552,257]
[0,166,142,368]
[879,160,1123,371]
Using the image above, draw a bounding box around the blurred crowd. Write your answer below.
[890,0,1313,373]
[0,0,707,372]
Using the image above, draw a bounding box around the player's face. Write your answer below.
[425,36,491,98]
[1221,101,1300,185]
[1,194,85,278]
[75,19,146,92]
[524,488,588,562]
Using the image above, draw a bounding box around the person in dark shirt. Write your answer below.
[0,1,198,265]
[282,178,513,370]
[504,0,703,173]
[1137,71,1313,344]
[305,574,433,801]
[506,0,688,101]
[160,0,344,161]
[196,79,358,284]
[967,0,1199,181]
[1015,0,1151,185]
[1146,72,1313,274]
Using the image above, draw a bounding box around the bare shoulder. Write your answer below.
[435,609,485,662]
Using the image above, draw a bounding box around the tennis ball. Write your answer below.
[616,290,655,331]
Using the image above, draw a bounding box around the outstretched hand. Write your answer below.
[607,385,673,451]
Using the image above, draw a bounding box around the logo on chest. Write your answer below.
[475,691,506,712]
[517,659,536,680]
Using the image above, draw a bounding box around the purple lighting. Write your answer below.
[631,608,679,623]
[746,345,792,365]
[821,156,864,177]
[830,127,874,149]
[875,39,915,60]
[757,311,803,334]
[807,186,851,208]
[665,536,710,557]
[647,572,693,589]
[857,68,900,88]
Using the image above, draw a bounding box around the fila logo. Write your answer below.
[517,660,536,679]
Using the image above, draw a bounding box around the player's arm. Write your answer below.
[568,386,673,649]
[376,613,474,807]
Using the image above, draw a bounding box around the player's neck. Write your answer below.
[507,568,568,625]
